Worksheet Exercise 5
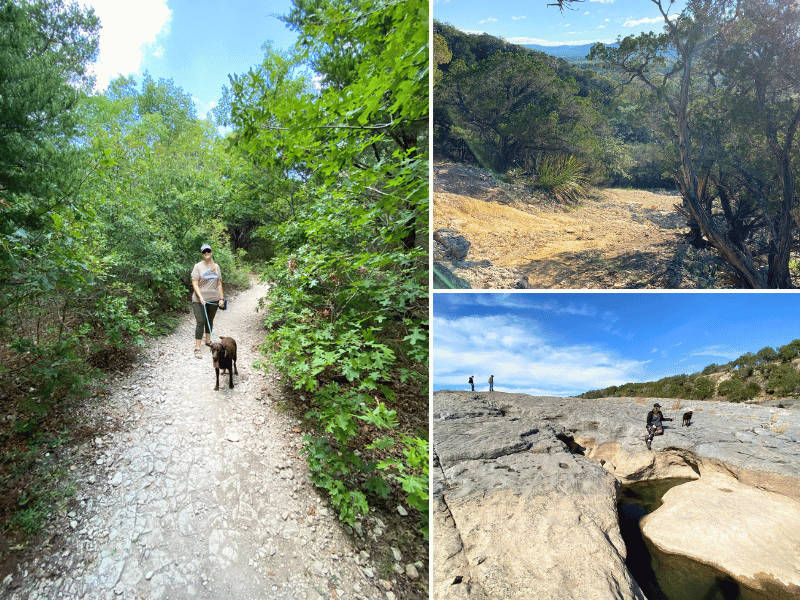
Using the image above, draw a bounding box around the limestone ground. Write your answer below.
[433,162,740,289]
[0,280,419,600]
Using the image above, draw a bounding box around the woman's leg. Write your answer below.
[192,303,205,354]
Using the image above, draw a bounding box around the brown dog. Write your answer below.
[206,337,237,390]
[682,411,692,426]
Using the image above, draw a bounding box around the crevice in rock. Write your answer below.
[555,431,586,455]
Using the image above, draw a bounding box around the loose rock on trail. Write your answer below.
[1,280,414,600]
[433,162,732,289]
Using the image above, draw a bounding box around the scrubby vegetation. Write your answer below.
[580,340,800,401]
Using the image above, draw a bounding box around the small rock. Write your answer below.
[391,547,402,562]
[396,505,408,517]
[145,571,154,581]
[406,564,420,579]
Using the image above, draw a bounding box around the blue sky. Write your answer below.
[82,0,297,118]
[433,293,800,396]
[433,0,687,46]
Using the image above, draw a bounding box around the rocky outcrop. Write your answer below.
[642,471,800,598]
[432,228,531,289]
[433,391,800,600]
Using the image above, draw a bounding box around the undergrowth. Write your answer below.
[258,249,429,539]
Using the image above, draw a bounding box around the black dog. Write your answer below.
[206,337,237,390]
[682,411,693,426]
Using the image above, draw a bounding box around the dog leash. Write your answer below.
[203,302,219,344]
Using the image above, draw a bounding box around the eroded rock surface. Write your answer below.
[433,391,800,600]
[642,472,800,598]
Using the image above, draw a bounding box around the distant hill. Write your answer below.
[523,42,615,62]
[580,339,800,402]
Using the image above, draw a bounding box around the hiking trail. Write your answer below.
[1,280,411,600]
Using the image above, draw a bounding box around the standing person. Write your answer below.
[489,375,494,392]
[191,244,226,358]
[469,376,474,391]
[645,402,673,449]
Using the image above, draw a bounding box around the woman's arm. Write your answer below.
[217,272,225,307]
[192,279,204,304]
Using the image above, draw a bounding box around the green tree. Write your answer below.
[756,346,779,365]
[0,0,100,314]
[691,376,715,400]
[438,52,602,174]
[778,340,800,362]
[766,363,800,396]
[590,0,800,287]
[229,0,429,534]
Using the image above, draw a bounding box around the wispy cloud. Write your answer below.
[479,17,499,24]
[688,345,742,361]
[512,16,526,20]
[624,14,678,26]
[507,36,615,45]
[590,0,615,3]
[432,314,648,396]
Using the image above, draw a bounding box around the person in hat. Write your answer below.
[191,244,226,358]
[469,376,474,391]
[645,402,673,449]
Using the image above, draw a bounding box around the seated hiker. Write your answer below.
[645,402,673,449]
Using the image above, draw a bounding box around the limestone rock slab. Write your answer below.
[642,471,800,596]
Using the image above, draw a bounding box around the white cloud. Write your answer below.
[84,0,172,90]
[598,25,606,28]
[624,14,678,27]
[432,315,648,396]
[512,16,526,20]
[652,348,658,353]
[624,16,661,26]
[507,36,615,45]
[689,345,742,360]
[479,17,499,24]
[590,0,614,3]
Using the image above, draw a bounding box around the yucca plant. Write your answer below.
[535,154,588,202]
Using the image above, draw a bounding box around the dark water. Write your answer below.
[617,479,786,600]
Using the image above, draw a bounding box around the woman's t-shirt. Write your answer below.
[191,261,222,303]
[650,412,663,428]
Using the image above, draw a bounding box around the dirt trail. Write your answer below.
[434,163,728,288]
[0,281,413,600]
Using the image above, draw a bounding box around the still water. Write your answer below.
[617,478,785,600]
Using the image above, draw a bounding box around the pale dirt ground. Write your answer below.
[0,281,424,600]
[433,162,733,289]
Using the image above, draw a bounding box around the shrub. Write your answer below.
[691,376,715,400]
[535,154,588,202]
[766,363,800,396]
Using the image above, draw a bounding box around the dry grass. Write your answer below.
[634,396,647,405]
[671,399,682,410]
[771,413,779,424]
[774,423,789,434]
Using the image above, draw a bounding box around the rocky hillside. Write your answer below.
[433,162,733,289]
[581,340,800,404]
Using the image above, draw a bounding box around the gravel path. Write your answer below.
[1,281,396,600]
